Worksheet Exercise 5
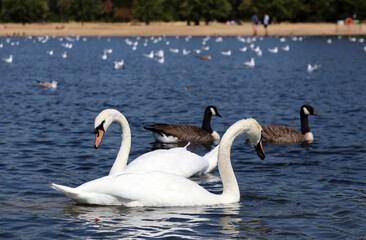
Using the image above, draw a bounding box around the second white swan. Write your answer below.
[94,109,218,177]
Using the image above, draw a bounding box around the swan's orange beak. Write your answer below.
[255,139,265,160]
[94,129,105,149]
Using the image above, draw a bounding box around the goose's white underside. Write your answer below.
[152,132,178,143]
[304,132,314,142]
[152,131,220,144]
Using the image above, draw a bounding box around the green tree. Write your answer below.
[68,0,101,23]
[57,0,71,22]
[180,0,203,25]
[202,0,232,24]
[1,0,49,23]
[132,0,165,24]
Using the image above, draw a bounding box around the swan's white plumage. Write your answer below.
[127,145,218,177]
[52,171,219,206]
[52,118,264,207]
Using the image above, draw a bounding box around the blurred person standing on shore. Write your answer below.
[252,13,259,36]
[263,14,270,36]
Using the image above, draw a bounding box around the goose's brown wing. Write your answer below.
[145,124,214,143]
[262,125,304,143]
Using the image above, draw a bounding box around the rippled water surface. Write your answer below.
[0,35,365,239]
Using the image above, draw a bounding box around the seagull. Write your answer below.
[201,46,210,51]
[105,48,113,54]
[364,46,366,52]
[267,47,278,53]
[125,39,133,45]
[239,46,247,52]
[221,50,231,56]
[36,80,57,89]
[281,45,290,51]
[2,55,13,63]
[62,52,67,59]
[307,64,321,73]
[215,37,223,42]
[280,37,286,42]
[101,52,107,60]
[0,43,3,48]
[46,50,54,56]
[244,58,255,67]
[327,39,332,44]
[114,59,125,70]
[169,48,179,53]
[144,51,154,59]
[62,43,72,49]
[257,50,263,56]
[155,57,164,64]
[193,49,202,54]
[182,49,191,55]
[155,50,164,58]
[237,36,246,43]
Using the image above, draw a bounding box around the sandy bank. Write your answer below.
[1,22,365,37]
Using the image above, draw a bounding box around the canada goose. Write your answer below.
[144,106,222,144]
[262,105,318,144]
[198,55,211,60]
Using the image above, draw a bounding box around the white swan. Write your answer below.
[93,109,218,177]
[52,117,265,207]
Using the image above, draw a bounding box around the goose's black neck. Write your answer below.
[202,110,213,133]
[300,110,311,134]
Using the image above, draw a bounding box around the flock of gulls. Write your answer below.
[1,34,366,90]
[51,103,318,207]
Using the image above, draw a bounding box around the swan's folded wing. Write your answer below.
[51,183,132,205]
[126,147,209,177]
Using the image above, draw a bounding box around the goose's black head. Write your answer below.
[301,105,318,116]
[205,106,222,118]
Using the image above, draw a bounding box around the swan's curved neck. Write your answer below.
[109,113,131,175]
[218,120,251,202]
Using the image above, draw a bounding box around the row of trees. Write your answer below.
[0,0,365,24]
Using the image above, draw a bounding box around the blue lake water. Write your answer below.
[0,35,365,239]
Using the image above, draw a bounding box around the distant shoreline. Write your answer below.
[1,22,365,37]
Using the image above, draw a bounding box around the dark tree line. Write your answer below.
[0,0,365,24]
